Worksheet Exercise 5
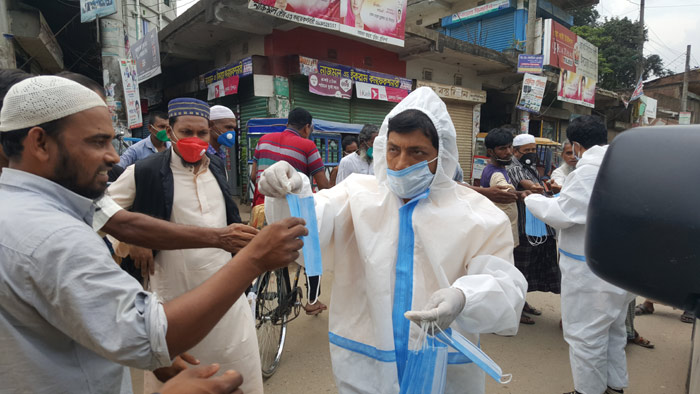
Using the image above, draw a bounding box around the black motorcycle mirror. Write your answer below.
[586,125,700,316]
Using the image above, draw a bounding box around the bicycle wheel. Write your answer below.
[255,269,287,378]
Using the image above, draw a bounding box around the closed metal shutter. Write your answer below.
[448,21,480,43]
[350,97,396,126]
[445,101,474,179]
[290,76,351,123]
[481,12,515,52]
[238,77,269,201]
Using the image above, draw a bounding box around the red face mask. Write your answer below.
[175,137,208,163]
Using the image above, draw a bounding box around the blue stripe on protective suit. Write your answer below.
[328,331,473,365]
[559,248,586,262]
[392,190,430,383]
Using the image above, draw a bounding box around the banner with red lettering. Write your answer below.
[308,73,353,99]
[249,0,406,46]
[355,81,408,103]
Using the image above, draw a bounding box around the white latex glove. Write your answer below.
[404,287,467,331]
[258,161,304,198]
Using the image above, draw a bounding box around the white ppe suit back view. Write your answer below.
[525,145,635,394]
[265,87,527,394]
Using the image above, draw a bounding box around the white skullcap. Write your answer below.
[0,75,106,132]
[513,134,536,146]
[209,105,236,121]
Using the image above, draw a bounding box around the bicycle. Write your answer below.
[252,264,304,378]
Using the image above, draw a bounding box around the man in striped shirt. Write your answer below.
[251,107,330,207]
[250,107,330,315]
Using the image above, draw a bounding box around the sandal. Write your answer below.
[520,313,535,325]
[635,303,654,315]
[628,330,654,349]
[523,302,542,316]
[681,311,695,323]
[303,301,327,316]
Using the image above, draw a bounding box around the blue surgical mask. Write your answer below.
[217,130,236,148]
[386,157,437,199]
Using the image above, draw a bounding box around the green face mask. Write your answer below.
[155,129,170,142]
[366,146,373,159]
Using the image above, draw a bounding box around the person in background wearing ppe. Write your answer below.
[259,87,527,394]
[330,135,359,185]
[550,140,577,186]
[335,123,378,184]
[525,115,634,394]
[506,133,561,325]
[480,128,525,248]
[208,105,237,164]
[118,110,171,168]
[107,98,264,394]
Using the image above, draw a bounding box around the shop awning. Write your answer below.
[247,118,365,135]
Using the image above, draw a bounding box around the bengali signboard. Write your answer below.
[543,19,598,81]
[517,73,547,113]
[300,56,412,91]
[679,112,691,125]
[355,81,408,103]
[118,59,143,129]
[517,54,544,74]
[80,0,117,23]
[208,76,240,100]
[130,28,161,83]
[249,0,406,46]
[445,0,510,25]
[308,73,353,99]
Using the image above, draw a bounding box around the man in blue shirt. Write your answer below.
[118,110,171,168]
[0,75,306,393]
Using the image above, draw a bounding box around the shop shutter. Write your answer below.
[445,101,474,179]
[290,76,351,123]
[238,77,269,201]
[447,21,480,43]
[481,12,516,52]
[350,97,396,126]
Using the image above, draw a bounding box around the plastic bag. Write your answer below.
[399,322,448,394]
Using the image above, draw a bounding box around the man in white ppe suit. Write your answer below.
[259,87,527,394]
[524,115,633,394]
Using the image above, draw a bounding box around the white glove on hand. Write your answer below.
[258,161,304,198]
[404,287,466,331]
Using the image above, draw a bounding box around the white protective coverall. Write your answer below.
[524,145,634,394]
[265,87,527,394]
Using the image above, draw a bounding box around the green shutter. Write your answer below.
[350,97,396,126]
[238,76,270,203]
[290,76,351,123]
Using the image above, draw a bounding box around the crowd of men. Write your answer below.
[0,69,684,394]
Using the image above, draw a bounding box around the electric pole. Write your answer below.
[636,0,645,82]
[681,45,691,112]
[526,0,538,55]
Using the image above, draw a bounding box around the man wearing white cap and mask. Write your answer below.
[506,133,562,325]
[259,87,527,393]
[107,98,265,393]
[0,76,307,393]
[208,105,237,163]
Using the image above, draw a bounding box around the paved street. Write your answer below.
[262,273,694,394]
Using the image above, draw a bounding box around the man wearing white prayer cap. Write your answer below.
[208,105,237,163]
[0,76,306,393]
[506,132,561,325]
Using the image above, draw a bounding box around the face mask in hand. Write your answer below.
[519,153,537,166]
[217,130,236,148]
[386,157,437,199]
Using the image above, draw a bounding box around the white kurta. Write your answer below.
[266,87,527,394]
[525,145,633,394]
[107,150,262,394]
[335,150,374,184]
